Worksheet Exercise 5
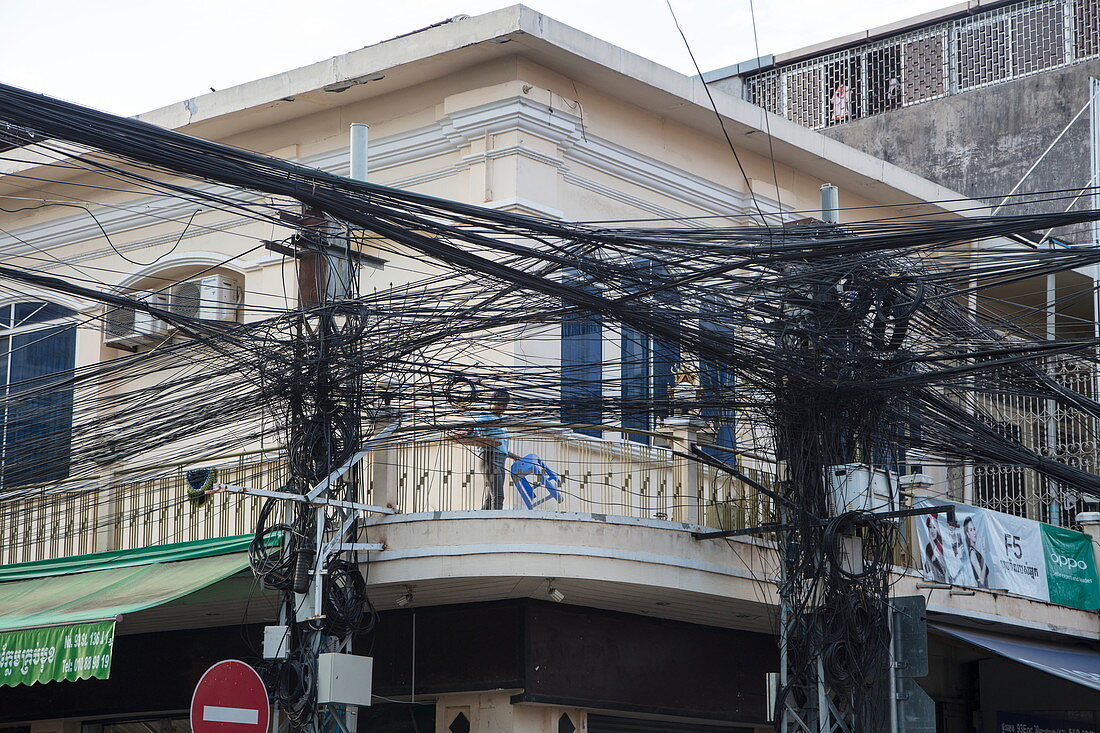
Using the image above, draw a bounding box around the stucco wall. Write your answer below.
[822,59,1100,244]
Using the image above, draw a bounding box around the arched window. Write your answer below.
[0,301,77,488]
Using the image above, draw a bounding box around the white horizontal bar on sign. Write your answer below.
[203,706,259,724]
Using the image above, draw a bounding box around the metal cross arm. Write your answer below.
[692,504,955,541]
[211,483,395,515]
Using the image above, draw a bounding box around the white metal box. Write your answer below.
[316,652,373,706]
[262,624,289,659]
[827,463,899,516]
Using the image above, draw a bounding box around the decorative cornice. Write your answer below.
[3,94,790,268]
[483,197,564,220]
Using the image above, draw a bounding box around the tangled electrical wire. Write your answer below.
[4,82,1100,728]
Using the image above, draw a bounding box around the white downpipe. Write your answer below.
[350,123,369,182]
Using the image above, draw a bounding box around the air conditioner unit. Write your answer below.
[104,293,169,350]
[827,463,899,517]
[169,275,240,322]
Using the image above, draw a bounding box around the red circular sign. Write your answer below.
[190,660,271,733]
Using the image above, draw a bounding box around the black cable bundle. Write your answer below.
[322,559,367,637]
[249,499,296,591]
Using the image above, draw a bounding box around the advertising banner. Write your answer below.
[913,499,1100,610]
[1042,522,1100,610]
[982,509,1049,600]
[0,620,114,687]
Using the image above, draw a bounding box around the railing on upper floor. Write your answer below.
[957,353,1099,527]
[3,351,1098,567]
[742,0,1099,131]
[0,427,779,566]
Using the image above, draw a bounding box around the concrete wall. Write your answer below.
[823,59,1100,244]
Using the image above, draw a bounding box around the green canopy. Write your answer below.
[0,534,258,687]
[0,532,255,583]
[0,551,250,630]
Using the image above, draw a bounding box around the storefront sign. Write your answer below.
[997,711,1097,732]
[0,620,114,687]
[914,499,1100,610]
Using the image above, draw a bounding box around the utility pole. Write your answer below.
[698,184,942,732]
[224,122,389,732]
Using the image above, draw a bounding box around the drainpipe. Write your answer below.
[820,183,839,224]
[350,123,369,182]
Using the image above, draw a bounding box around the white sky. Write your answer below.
[3,0,947,117]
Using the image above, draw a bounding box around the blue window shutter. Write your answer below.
[700,358,736,464]
[562,311,602,437]
[3,321,75,487]
[621,327,651,443]
[653,337,678,424]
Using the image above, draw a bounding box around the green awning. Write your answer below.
[0,551,251,630]
[0,533,259,630]
[0,534,259,687]
[0,532,255,583]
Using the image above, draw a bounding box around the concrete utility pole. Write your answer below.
[221,123,393,732]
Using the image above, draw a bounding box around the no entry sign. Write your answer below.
[191,660,271,733]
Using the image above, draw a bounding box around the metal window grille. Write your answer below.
[744,0,1100,130]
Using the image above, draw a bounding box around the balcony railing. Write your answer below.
[743,0,1099,130]
[2,348,1097,567]
[957,353,1099,527]
[0,428,779,566]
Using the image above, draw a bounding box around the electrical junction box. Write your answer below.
[263,625,289,659]
[828,463,899,517]
[316,653,373,706]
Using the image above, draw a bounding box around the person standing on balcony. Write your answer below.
[457,389,515,510]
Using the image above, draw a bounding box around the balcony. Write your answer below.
[1,419,1097,641]
[0,426,779,566]
[742,0,1100,130]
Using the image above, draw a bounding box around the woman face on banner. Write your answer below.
[965,517,978,547]
[926,514,941,542]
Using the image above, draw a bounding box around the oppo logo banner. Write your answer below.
[914,498,1100,610]
[1049,553,1088,571]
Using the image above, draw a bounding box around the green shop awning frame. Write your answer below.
[0,534,256,687]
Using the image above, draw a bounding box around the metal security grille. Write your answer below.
[968,353,1099,527]
[744,0,1100,129]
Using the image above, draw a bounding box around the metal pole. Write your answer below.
[888,605,899,733]
[1046,271,1060,525]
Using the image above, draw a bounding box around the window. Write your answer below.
[699,308,736,462]
[0,301,77,488]
[618,263,678,445]
[619,326,677,444]
[561,283,603,438]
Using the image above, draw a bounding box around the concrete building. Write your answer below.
[708,0,1100,245]
[0,6,1097,733]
